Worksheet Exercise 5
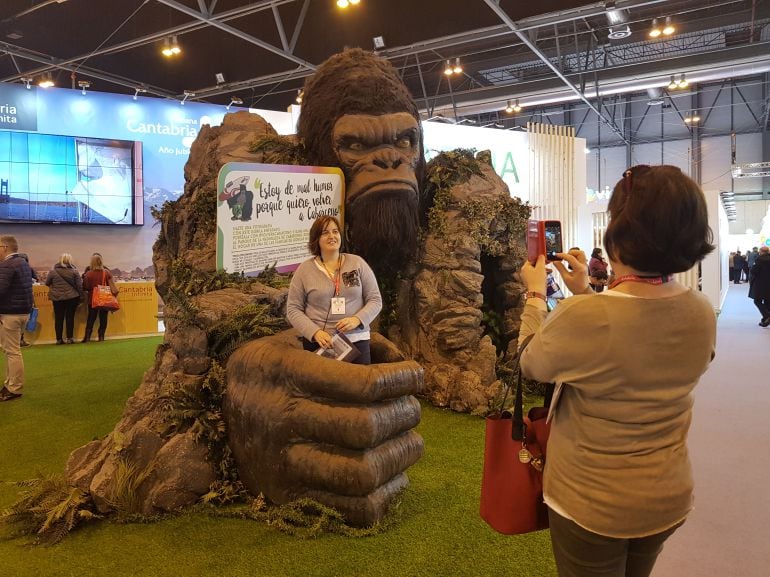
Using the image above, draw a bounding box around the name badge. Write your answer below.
[331,297,346,315]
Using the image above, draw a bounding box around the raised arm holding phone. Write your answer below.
[515,165,717,577]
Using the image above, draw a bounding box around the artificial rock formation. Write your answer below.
[391,160,528,412]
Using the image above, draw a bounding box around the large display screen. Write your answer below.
[0,130,143,225]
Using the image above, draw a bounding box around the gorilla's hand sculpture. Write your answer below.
[223,331,424,527]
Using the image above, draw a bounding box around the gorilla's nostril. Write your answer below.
[392,158,402,169]
[373,159,389,169]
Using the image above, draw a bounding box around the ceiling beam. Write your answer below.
[155,0,317,73]
[481,0,629,144]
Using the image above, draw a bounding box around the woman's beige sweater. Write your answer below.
[519,290,716,537]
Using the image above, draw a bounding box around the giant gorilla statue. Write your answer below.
[223,49,428,527]
[298,48,426,276]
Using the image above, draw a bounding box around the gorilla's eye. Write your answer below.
[348,141,365,151]
[395,137,413,148]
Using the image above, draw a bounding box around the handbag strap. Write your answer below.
[55,267,79,291]
[511,335,554,442]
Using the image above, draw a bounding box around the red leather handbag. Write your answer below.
[480,336,553,535]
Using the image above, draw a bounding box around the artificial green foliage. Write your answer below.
[104,459,156,520]
[168,259,251,297]
[207,303,285,360]
[212,495,392,539]
[250,135,308,166]
[424,149,485,237]
[159,361,247,506]
[457,194,530,258]
[258,262,292,289]
[191,186,218,230]
[0,476,99,545]
[149,199,178,223]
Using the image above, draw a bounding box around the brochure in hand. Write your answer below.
[315,332,360,362]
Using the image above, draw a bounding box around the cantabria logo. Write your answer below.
[126,119,198,137]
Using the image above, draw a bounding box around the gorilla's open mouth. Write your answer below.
[349,179,418,204]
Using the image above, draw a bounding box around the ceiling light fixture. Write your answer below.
[648,18,662,38]
[336,0,360,8]
[133,87,147,100]
[444,60,453,76]
[505,100,514,114]
[513,99,522,113]
[295,89,303,104]
[161,35,181,57]
[684,114,701,124]
[180,90,195,105]
[38,73,54,88]
[668,75,678,90]
[678,73,688,88]
[20,77,32,90]
[452,57,463,75]
[226,96,243,110]
[78,80,90,95]
[662,16,676,36]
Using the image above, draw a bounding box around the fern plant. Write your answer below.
[104,459,156,520]
[0,476,99,545]
[207,303,285,360]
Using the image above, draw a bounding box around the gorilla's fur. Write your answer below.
[297,48,426,275]
[297,48,425,186]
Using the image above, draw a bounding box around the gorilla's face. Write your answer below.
[332,112,421,273]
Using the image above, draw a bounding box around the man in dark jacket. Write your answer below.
[749,246,770,327]
[733,250,745,284]
[0,235,34,401]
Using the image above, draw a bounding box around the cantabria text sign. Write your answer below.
[216,163,344,275]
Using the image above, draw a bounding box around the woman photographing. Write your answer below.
[286,215,382,365]
[517,165,716,577]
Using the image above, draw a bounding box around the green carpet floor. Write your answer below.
[0,337,556,577]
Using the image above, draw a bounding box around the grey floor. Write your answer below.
[653,282,770,576]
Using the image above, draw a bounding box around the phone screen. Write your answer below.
[544,221,563,261]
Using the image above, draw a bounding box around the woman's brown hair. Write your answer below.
[307,215,343,257]
[604,165,714,274]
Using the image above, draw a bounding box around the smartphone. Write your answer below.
[527,219,563,263]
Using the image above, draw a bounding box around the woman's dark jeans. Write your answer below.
[52,297,80,340]
[84,306,109,340]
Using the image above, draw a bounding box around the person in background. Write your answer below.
[286,215,382,365]
[733,250,745,284]
[45,253,83,344]
[748,246,760,271]
[517,165,716,577]
[748,245,770,327]
[588,247,609,293]
[16,252,37,347]
[0,235,34,402]
[81,253,115,342]
[728,251,735,282]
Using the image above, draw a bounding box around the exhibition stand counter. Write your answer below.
[27,281,161,344]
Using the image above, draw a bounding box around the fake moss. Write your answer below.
[250,135,309,165]
[424,149,485,237]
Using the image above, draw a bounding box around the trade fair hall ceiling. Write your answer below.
[1,0,769,131]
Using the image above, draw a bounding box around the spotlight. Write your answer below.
[295,89,304,104]
[684,114,701,124]
[452,57,463,75]
[20,77,32,90]
[444,60,453,76]
[662,16,675,36]
[133,87,147,100]
[505,100,514,114]
[38,73,54,88]
[350,0,360,4]
[668,75,678,90]
[648,18,662,38]
[162,35,181,57]
[181,90,195,105]
[336,0,349,7]
[226,96,243,110]
[678,74,688,88]
[78,80,90,95]
[513,99,522,113]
